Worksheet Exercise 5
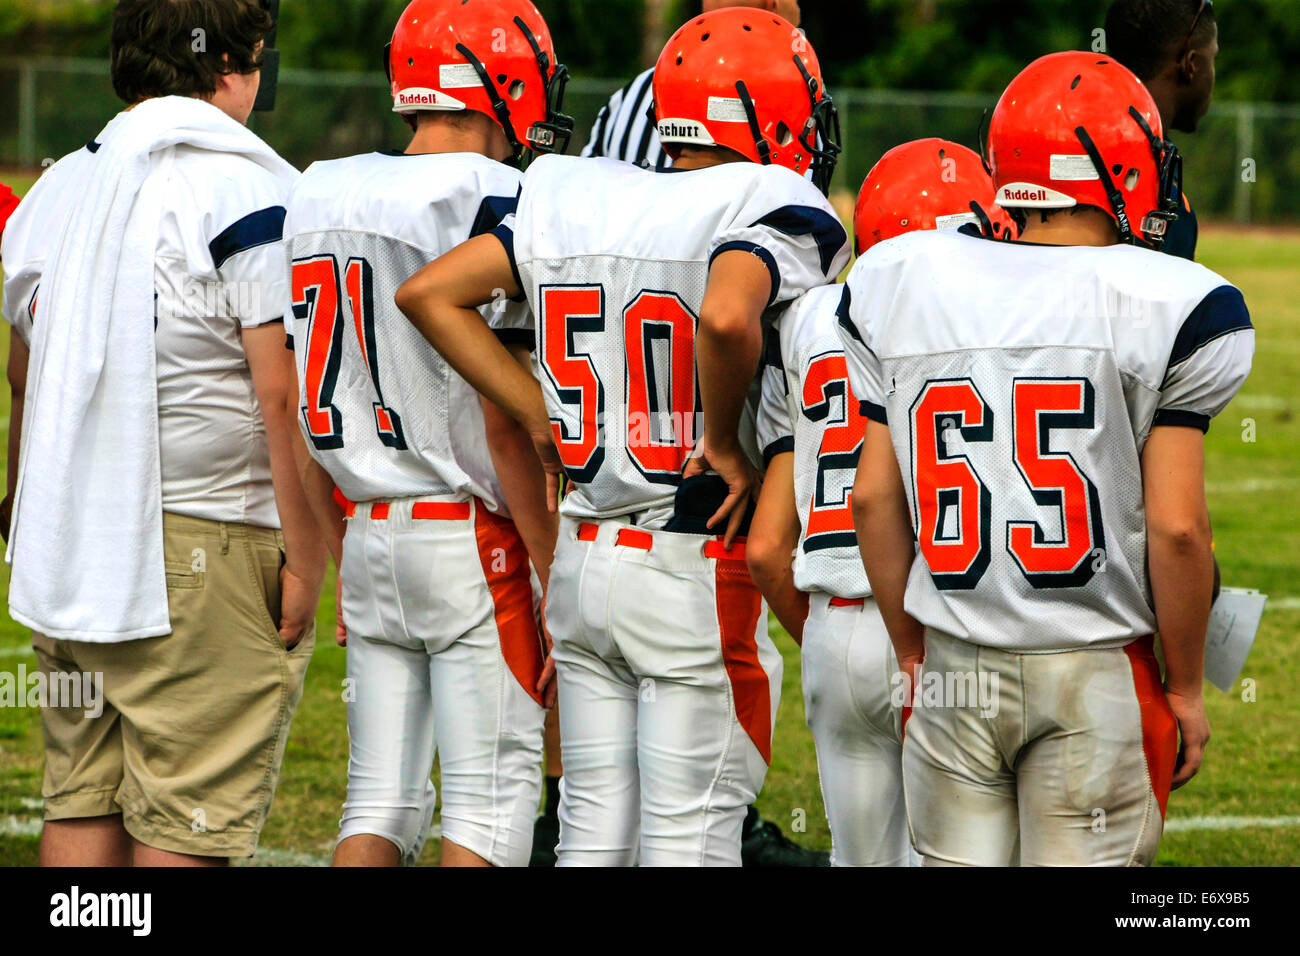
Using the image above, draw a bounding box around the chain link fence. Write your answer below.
[3,56,1298,224]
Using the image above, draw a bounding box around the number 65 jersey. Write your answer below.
[837,227,1254,652]
[284,151,527,508]
[494,154,849,526]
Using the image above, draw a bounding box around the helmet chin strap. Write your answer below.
[793,54,841,196]
[455,42,525,162]
[735,80,772,166]
[1073,124,1136,245]
[513,15,574,156]
[969,200,997,238]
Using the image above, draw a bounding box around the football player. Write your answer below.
[396,8,849,865]
[282,0,572,867]
[840,52,1253,866]
[748,139,1011,866]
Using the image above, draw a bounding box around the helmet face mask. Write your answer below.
[795,57,842,196]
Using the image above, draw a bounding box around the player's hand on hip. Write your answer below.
[528,426,565,514]
[278,564,320,650]
[1167,688,1210,789]
[536,604,557,709]
[685,435,761,549]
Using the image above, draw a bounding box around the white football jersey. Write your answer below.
[838,227,1254,652]
[497,154,850,526]
[284,151,528,509]
[759,284,869,598]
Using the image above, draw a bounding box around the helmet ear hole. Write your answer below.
[509,79,526,100]
[1125,168,1140,190]
[775,121,794,147]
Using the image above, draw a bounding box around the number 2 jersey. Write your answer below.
[758,284,870,599]
[494,155,850,527]
[838,227,1254,652]
[284,151,527,509]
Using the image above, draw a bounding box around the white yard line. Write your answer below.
[1164,815,1300,833]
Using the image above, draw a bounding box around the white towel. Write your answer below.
[6,96,297,643]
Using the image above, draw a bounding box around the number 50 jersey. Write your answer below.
[284,151,528,508]
[495,155,850,525]
[838,227,1254,652]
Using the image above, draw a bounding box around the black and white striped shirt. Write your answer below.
[581,67,669,168]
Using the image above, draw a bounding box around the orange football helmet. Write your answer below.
[853,138,1016,255]
[987,51,1182,248]
[652,8,840,194]
[385,0,573,160]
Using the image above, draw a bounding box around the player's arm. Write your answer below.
[0,329,28,542]
[747,451,808,644]
[1143,424,1214,789]
[852,420,924,674]
[483,345,559,590]
[244,323,329,647]
[395,234,561,506]
[688,249,773,546]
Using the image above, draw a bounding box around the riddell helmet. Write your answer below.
[653,8,840,194]
[853,138,1017,255]
[987,51,1182,248]
[385,0,573,161]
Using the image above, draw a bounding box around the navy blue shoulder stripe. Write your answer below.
[1167,285,1252,372]
[750,205,847,275]
[763,436,795,465]
[470,193,518,240]
[711,240,780,306]
[835,285,863,345]
[209,206,286,270]
[490,221,525,297]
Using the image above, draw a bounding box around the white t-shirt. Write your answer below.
[837,226,1254,652]
[283,150,527,510]
[2,140,293,528]
[496,154,850,527]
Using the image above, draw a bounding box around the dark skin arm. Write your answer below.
[746,451,808,644]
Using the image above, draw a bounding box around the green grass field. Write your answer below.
[0,170,1297,866]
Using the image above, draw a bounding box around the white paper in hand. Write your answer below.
[1204,588,1267,693]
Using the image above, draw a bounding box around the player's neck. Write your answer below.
[673,144,751,171]
[405,117,512,163]
[1018,209,1120,247]
[1141,69,1181,137]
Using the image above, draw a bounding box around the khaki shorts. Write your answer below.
[32,512,315,858]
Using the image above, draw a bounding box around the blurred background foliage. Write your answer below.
[2,0,1298,101]
[1,1,1296,220]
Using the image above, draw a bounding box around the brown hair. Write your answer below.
[110,0,272,105]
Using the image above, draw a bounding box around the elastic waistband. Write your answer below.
[573,519,745,562]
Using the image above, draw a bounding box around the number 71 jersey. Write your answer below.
[284,151,528,508]
[498,154,850,524]
[838,227,1254,652]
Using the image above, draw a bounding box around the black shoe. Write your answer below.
[741,807,830,867]
[529,813,559,867]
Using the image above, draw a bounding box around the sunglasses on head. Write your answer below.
[1182,0,1213,55]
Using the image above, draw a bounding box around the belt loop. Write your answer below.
[220,522,230,555]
